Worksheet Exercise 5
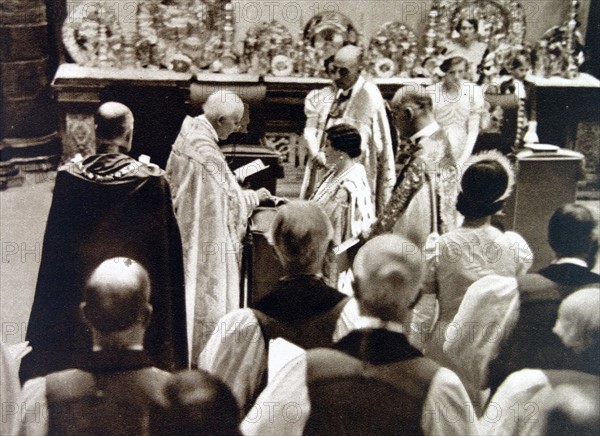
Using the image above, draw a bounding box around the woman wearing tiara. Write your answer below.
[423,151,533,356]
[310,124,375,291]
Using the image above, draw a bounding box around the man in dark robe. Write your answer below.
[18,258,172,436]
[487,203,600,391]
[20,102,187,383]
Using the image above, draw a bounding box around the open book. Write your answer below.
[234,159,270,182]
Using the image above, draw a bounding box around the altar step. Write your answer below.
[578,174,600,200]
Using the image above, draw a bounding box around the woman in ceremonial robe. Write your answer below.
[423,151,532,361]
[309,124,375,291]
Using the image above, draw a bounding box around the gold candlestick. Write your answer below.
[222,2,234,53]
[121,32,137,68]
[565,0,580,79]
[97,24,111,68]
[423,9,438,60]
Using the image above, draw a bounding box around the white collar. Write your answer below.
[409,121,440,144]
[354,315,406,335]
[554,257,589,268]
[197,114,219,144]
[352,75,366,93]
[338,75,365,99]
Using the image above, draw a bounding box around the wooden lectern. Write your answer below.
[503,148,585,271]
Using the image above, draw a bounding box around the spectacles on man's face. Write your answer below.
[329,65,351,77]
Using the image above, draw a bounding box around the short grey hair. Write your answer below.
[556,288,600,353]
[270,200,333,272]
[353,234,424,322]
[202,90,244,120]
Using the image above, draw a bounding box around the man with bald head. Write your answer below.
[94,101,135,153]
[18,258,172,436]
[82,257,152,344]
[21,102,187,382]
[166,90,271,363]
[301,45,395,216]
[242,235,476,435]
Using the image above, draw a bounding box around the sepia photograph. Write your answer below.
[1,0,599,434]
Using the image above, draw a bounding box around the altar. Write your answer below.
[51,64,191,167]
[0,0,586,181]
[52,63,433,166]
[51,62,599,184]
[525,73,600,149]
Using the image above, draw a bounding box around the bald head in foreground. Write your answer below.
[82,257,152,347]
[18,258,175,436]
[303,234,476,435]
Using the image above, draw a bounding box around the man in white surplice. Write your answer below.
[199,201,359,413]
[301,45,395,215]
[242,235,477,436]
[480,288,599,436]
[166,90,270,364]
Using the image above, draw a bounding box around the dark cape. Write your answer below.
[253,274,349,349]
[255,274,347,322]
[305,329,439,436]
[20,154,187,382]
[45,349,170,436]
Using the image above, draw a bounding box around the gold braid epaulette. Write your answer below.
[368,156,426,238]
